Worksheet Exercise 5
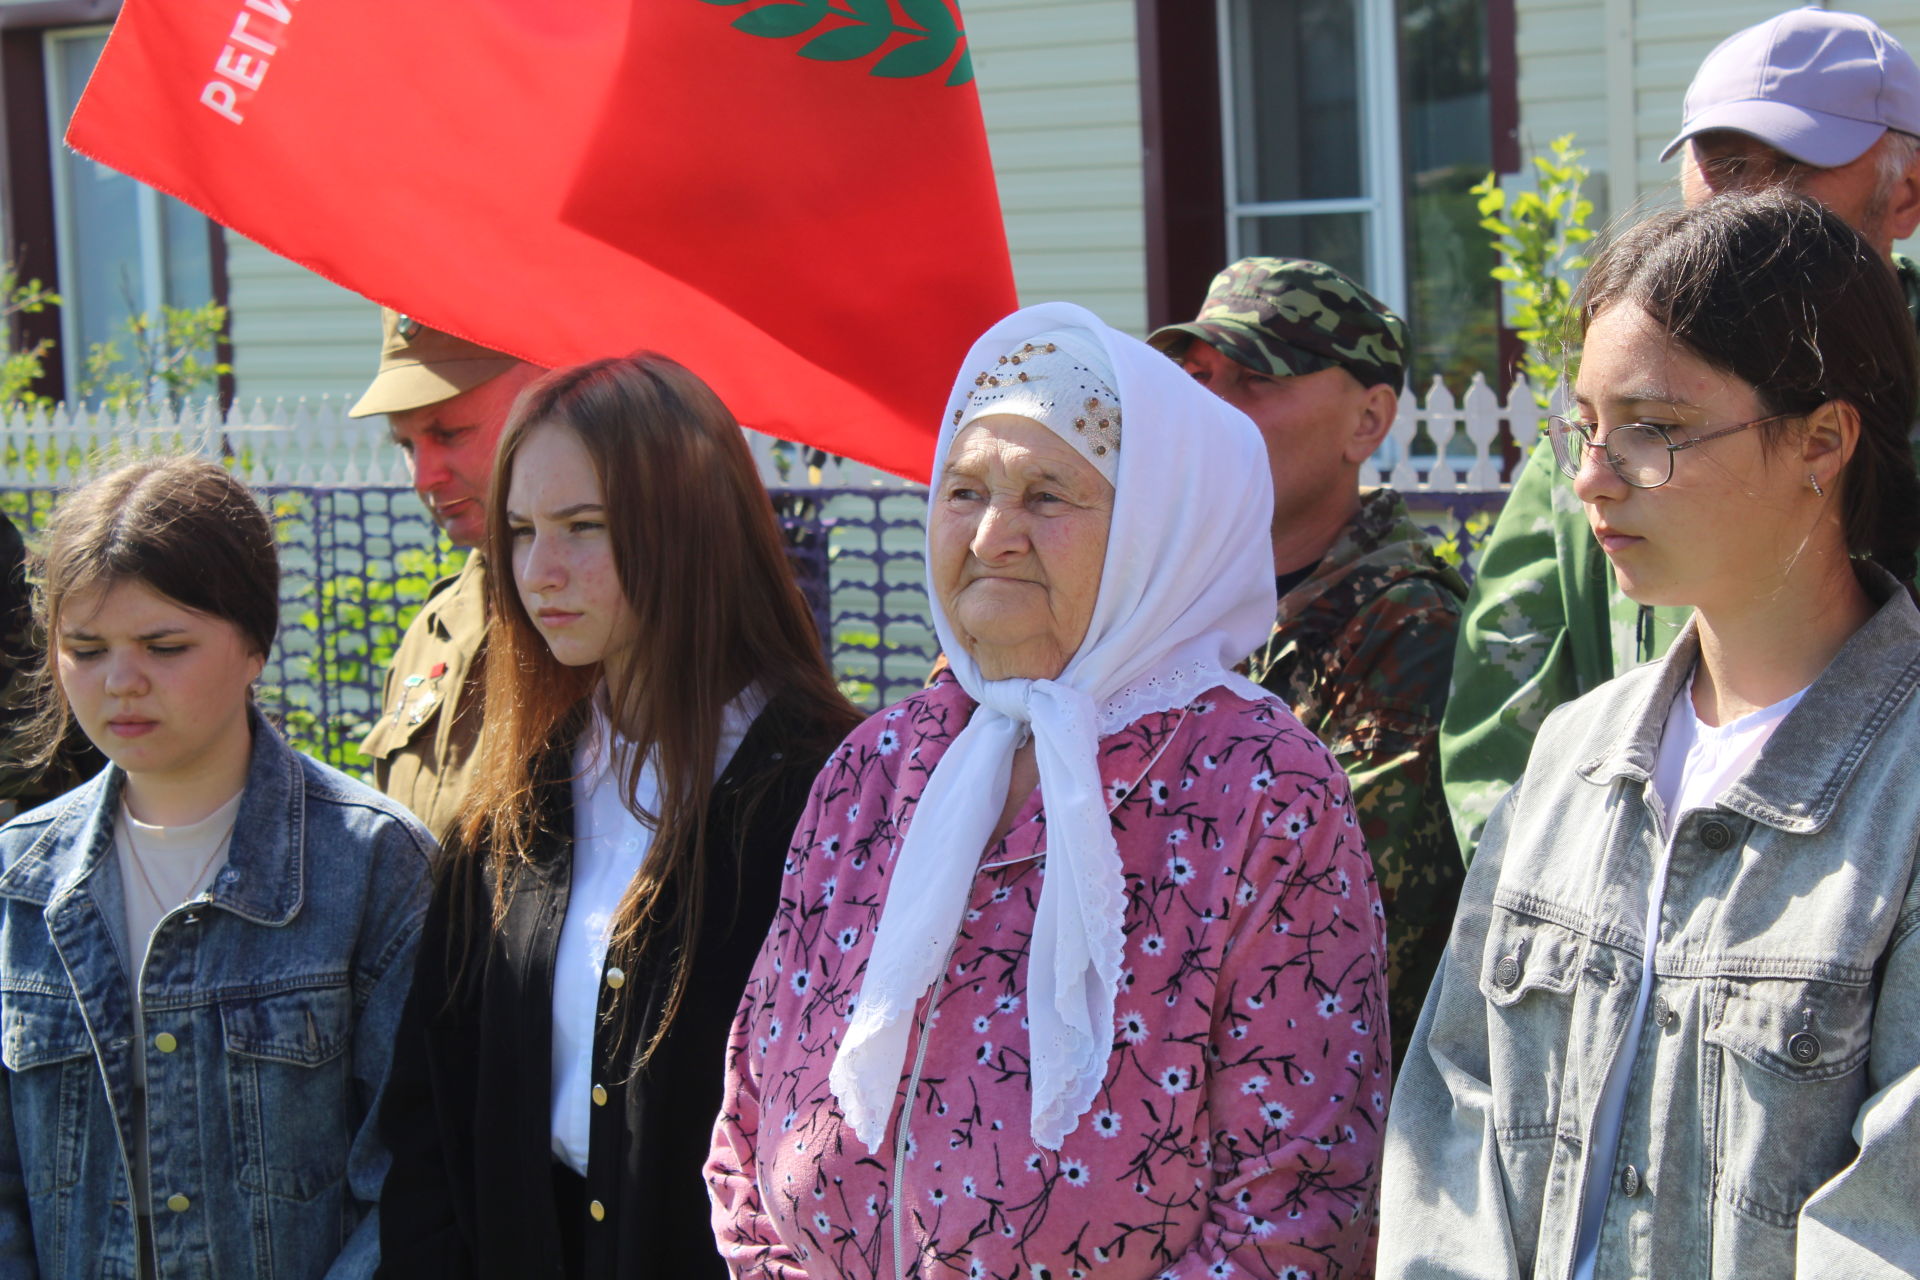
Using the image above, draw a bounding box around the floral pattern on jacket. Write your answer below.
[707,676,1389,1280]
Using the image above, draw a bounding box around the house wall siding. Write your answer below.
[225,231,378,403]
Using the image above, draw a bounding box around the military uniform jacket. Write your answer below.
[1246,485,1467,1065]
[1438,254,1920,859]
[373,692,835,1280]
[363,553,487,846]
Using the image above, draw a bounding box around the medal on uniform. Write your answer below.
[391,661,450,726]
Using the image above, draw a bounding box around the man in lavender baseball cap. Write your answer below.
[1663,7,1920,256]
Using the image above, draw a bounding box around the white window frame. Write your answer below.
[1216,0,1407,315]
[45,25,173,371]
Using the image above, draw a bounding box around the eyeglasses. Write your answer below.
[1545,413,1799,489]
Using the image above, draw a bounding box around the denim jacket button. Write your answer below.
[1494,955,1522,989]
[1788,1031,1821,1064]
[166,1194,190,1213]
[1698,820,1733,851]
[1620,1165,1641,1197]
[1652,997,1675,1028]
[153,1032,178,1054]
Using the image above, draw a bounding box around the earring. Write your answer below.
[1808,473,1825,497]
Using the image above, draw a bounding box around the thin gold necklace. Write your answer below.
[121,806,235,917]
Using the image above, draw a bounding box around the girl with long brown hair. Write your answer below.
[375,353,858,1280]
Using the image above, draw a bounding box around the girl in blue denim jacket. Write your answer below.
[1384,192,1920,1279]
[0,456,433,1279]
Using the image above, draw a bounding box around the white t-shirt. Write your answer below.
[548,688,767,1174]
[1571,675,1806,1280]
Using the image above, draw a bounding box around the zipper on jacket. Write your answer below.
[892,938,957,1280]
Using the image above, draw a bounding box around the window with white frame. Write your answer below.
[1219,0,1406,316]
[45,27,216,387]
[1217,0,1501,392]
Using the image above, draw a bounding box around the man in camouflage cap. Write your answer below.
[1150,257,1466,1066]
[353,308,542,846]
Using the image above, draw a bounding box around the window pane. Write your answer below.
[1399,0,1499,389]
[162,200,213,309]
[1237,213,1368,284]
[49,31,217,390]
[1229,0,1363,205]
[53,33,141,361]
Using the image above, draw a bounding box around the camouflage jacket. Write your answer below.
[1246,486,1467,1064]
[1439,253,1920,858]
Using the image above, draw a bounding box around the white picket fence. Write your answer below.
[0,372,1546,491]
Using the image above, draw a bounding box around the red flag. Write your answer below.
[66,0,1016,481]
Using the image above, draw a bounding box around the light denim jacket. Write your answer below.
[0,708,433,1279]
[1382,569,1920,1280]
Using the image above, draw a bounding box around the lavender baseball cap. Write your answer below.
[1660,8,1920,168]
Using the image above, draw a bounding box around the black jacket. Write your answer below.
[375,695,833,1279]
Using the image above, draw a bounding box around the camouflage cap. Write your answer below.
[348,307,520,418]
[1148,257,1408,392]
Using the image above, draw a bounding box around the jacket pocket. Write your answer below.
[221,984,354,1202]
[1705,975,1874,1228]
[1,988,96,1195]
[1475,913,1583,1132]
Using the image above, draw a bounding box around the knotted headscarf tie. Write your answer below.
[831,302,1278,1151]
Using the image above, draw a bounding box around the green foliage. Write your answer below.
[1471,134,1594,408]
[270,544,460,775]
[1431,507,1495,572]
[80,301,232,414]
[837,676,878,708]
[0,263,61,413]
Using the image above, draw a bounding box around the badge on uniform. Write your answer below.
[390,661,449,726]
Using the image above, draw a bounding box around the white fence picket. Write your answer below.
[1,377,1545,493]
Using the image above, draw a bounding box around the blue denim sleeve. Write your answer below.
[1378,782,1528,1280]
[323,815,431,1280]
[1795,885,1920,1280]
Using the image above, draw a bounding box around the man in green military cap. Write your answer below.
[1441,8,1920,862]
[1149,257,1466,1066]
[353,308,542,845]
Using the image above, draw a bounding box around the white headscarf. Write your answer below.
[829,302,1278,1152]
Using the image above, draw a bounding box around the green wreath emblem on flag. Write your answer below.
[699,0,975,86]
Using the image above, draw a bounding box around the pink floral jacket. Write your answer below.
[707,677,1389,1280]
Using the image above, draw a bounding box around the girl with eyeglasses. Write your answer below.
[1381,190,1920,1279]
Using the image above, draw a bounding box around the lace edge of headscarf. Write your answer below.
[1028,791,1129,1150]
[1096,661,1269,739]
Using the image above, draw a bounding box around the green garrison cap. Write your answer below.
[349,307,519,418]
[1148,257,1408,391]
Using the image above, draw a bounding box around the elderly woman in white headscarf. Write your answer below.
[706,303,1388,1279]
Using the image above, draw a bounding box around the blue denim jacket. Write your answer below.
[1382,570,1920,1280]
[0,708,433,1279]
